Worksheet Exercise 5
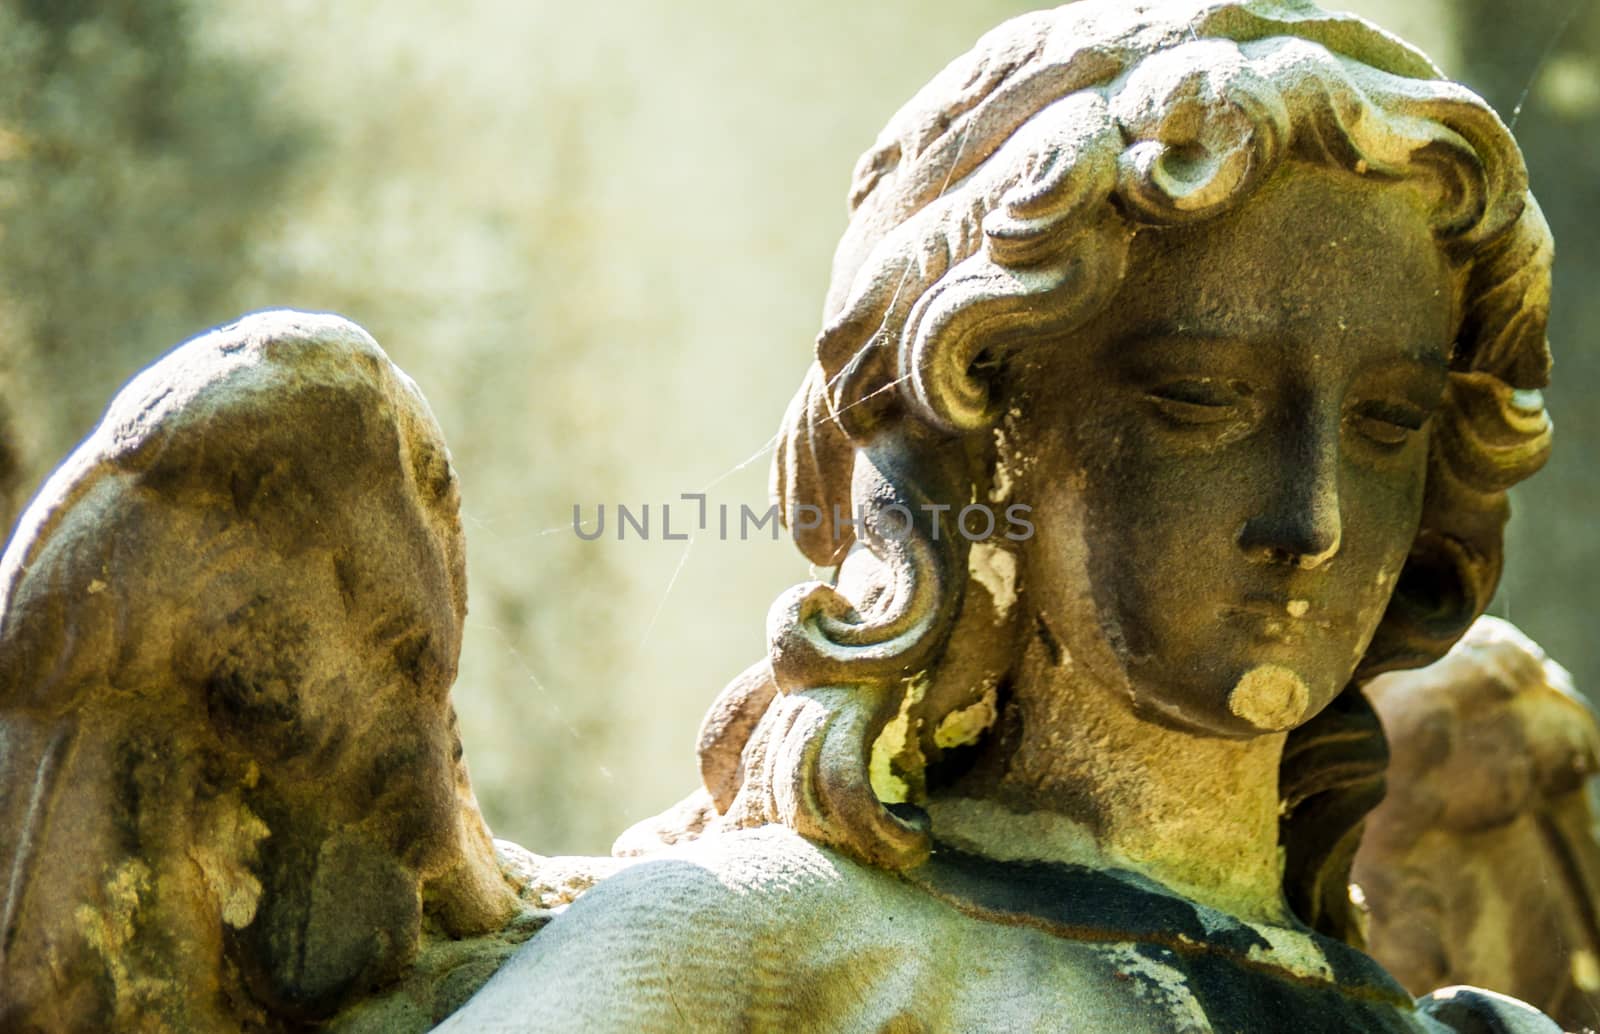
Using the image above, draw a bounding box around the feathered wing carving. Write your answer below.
[1357,616,1600,1033]
[0,311,521,1031]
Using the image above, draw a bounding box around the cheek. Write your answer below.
[1074,419,1257,607]
[1008,443,1138,686]
[1339,451,1431,594]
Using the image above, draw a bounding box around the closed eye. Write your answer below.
[1145,379,1250,426]
[1346,399,1430,446]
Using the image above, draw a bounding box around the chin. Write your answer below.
[1127,661,1340,738]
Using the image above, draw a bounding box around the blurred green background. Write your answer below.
[1,0,1594,855]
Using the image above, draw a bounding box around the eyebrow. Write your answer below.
[1116,329,1450,372]
[1118,330,1250,351]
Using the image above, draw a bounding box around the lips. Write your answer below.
[1218,595,1339,635]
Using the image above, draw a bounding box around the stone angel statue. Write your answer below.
[0,1,1595,1031]
[1357,617,1600,1031]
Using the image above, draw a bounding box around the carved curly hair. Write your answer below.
[686,0,1552,942]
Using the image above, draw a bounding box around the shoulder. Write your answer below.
[1416,986,1563,1033]
[563,823,892,932]
[436,826,906,1033]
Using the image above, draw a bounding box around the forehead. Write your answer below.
[1104,163,1459,356]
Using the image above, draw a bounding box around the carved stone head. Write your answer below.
[693,0,1554,923]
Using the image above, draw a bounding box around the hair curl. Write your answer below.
[685,0,1553,938]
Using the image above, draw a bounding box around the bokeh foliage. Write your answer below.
[0,0,1594,855]
[0,0,310,532]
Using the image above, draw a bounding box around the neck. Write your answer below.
[930,625,1291,925]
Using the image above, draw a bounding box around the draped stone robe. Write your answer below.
[437,826,1559,1033]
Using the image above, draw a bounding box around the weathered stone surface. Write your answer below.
[1359,616,1600,1030]
[0,312,522,1031]
[0,1,1585,1031]
[449,0,1564,1029]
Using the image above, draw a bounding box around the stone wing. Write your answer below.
[0,312,518,1030]
[1357,616,1600,1032]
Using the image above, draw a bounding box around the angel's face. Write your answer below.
[1004,164,1455,738]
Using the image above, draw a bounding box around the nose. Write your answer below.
[1236,417,1342,569]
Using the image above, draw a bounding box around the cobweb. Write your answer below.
[494,4,1600,1024]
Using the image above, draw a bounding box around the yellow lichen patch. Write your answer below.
[191,794,271,929]
[76,860,178,1019]
[967,542,1017,621]
[76,859,150,957]
[870,677,928,805]
[1227,664,1310,732]
[934,682,999,750]
[989,427,1016,503]
[1572,949,1600,993]
[1245,923,1335,983]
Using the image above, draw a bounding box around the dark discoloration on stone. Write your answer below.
[594,1,1563,1029]
[1033,611,1067,668]
[0,312,523,1032]
[0,0,1579,1029]
[904,845,1518,1032]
